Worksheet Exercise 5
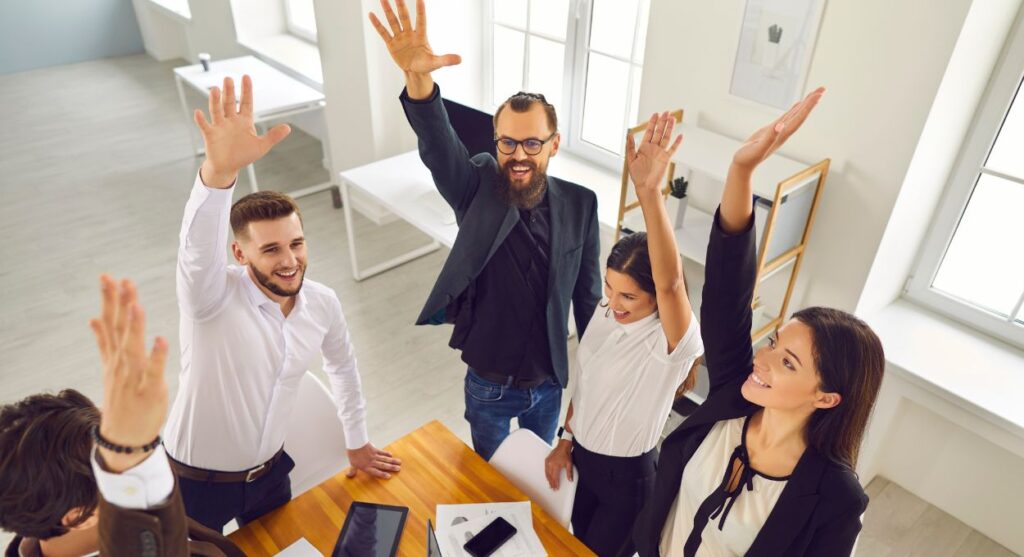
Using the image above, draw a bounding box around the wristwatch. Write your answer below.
[557,426,574,443]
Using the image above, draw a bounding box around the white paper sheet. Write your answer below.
[435,502,546,557]
[275,538,323,557]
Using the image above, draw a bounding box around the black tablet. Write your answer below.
[332,501,409,557]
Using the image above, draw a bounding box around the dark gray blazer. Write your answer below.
[400,86,602,387]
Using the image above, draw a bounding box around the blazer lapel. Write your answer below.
[545,177,564,295]
[746,448,827,556]
[483,204,519,264]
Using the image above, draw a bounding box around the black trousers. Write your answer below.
[571,440,657,557]
[176,452,295,533]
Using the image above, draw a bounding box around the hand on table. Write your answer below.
[346,443,403,479]
[193,75,292,188]
[544,441,573,490]
[368,0,461,98]
[89,275,169,473]
[626,111,684,200]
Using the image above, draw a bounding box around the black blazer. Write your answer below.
[400,86,602,387]
[633,210,867,556]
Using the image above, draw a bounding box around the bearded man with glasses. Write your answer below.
[369,0,602,459]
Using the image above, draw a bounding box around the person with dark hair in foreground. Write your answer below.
[368,0,601,460]
[1,275,244,556]
[544,112,704,557]
[163,74,399,531]
[632,88,885,556]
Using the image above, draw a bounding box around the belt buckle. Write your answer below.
[246,463,267,483]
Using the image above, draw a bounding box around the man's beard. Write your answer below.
[251,263,306,297]
[497,159,548,209]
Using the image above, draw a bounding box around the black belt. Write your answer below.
[168,447,284,483]
[471,368,553,389]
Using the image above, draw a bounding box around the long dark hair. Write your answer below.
[793,307,885,470]
[606,231,655,296]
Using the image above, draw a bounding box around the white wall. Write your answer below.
[638,0,972,313]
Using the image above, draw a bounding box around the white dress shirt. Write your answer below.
[92,446,175,509]
[659,417,788,556]
[569,308,704,457]
[163,173,369,471]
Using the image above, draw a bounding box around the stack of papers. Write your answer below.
[435,502,546,557]
[276,538,321,556]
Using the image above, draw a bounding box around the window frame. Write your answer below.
[283,0,318,44]
[905,14,1024,349]
[482,0,650,171]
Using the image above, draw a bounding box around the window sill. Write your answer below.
[239,34,322,89]
[864,298,1024,440]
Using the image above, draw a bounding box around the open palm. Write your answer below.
[733,87,825,171]
[194,75,290,180]
[369,0,461,74]
[626,112,683,197]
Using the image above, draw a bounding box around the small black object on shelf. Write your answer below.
[670,176,689,199]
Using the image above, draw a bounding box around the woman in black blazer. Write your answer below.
[633,88,885,556]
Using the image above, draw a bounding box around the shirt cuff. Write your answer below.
[92,446,175,510]
[343,422,370,451]
[193,170,237,196]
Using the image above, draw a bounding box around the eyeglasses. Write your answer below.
[494,132,557,156]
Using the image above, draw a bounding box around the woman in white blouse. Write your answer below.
[544,111,704,557]
[632,89,886,557]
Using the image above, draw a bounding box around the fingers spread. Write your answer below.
[222,77,236,118]
[369,13,393,41]
[126,301,147,370]
[415,0,426,31]
[260,124,292,153]
[396,0,412,29]
[90,318,110,363]
[659,112,674,147]
[436,54,462,68]
[625,133,637,159]
[641,113,657,144]
[193,109,212,134]
[239,75,254,117]
[381,0,402,35]
[148,336,169,382]
[209,86,224,125]
[667,133,684,157]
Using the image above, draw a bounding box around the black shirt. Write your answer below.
[452,194,554,382]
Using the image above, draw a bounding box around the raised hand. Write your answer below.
[193,75,292,188]
[368,0,461,98]
[732,87,825,172]
[89,275,170,473]
[346,442,403,480]
[625,112,683,199]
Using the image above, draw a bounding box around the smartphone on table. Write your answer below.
[462,516,518,557]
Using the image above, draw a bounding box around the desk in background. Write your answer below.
[229,420,594,556]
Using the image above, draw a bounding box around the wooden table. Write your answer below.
[229,420,594,556]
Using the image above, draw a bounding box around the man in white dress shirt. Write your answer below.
[161,75,400,531]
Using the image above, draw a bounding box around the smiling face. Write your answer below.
[741,318,841,413]
[603,268,657,324]
[232,214,307,300]
[494,101,559,208]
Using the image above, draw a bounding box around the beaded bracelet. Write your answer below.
[92,426,161,454]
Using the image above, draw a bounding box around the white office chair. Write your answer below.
[488,428,578,527]
[285,371,349,496]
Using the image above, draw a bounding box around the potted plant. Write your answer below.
[670,176,689,229]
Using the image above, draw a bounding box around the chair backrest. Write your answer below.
[285,372,349,496]
[488,428,578,527]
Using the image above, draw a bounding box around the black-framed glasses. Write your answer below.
[494,132,557,156]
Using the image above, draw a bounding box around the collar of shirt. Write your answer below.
[617,310,660,336]
[240,267,306,318]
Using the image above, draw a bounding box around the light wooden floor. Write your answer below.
[0,55,1015,556]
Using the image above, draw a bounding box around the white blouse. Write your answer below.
[660,417,789,556]
[569,308,703,457]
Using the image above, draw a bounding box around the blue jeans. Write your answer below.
[464,368,562,461]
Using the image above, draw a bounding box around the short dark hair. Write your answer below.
[0,390,101,540]
[793,307,885,470]
[493,92,558,133]
[230,191,303,239]
[606,231,655,296]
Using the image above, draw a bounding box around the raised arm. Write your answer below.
[625,112,691,351]
[177,76,291,319]
[369,0,484,213]
[701,88,825,393]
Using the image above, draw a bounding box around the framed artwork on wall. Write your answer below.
[729,0,827,109]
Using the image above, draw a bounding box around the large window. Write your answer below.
[907,18,1024,348]
[284,0,317,42]
[486,0,650,167]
